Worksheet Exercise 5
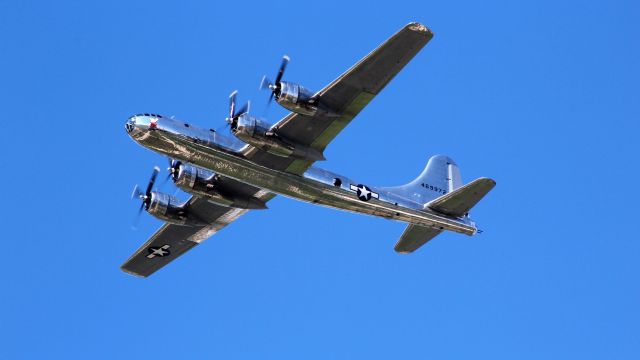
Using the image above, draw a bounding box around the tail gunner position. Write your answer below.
[122,23,496,277]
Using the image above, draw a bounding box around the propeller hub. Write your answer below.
[167,159,182,182]
[224,91,249,131]
[260,55,289,106]
[131,167,159,228]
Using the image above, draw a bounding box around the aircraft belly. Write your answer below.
[139,132,475,235]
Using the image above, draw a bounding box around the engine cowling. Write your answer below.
[146,192,205,226]
[173,163,267,209]
[260,56,337,117]
[276,81,318,116]
[233,114,325,161]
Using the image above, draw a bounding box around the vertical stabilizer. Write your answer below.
[382,155,462,204]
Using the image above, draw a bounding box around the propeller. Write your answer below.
[131,166,160,227]
[167,158,182,182]
[260,55,290,105]
[224,90,250,131]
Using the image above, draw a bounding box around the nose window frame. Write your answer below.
[125,119,135,133]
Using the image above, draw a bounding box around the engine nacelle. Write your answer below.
[174,164,267,209]
[276,81,318,116]
[233,114,325,161]
[146,192,205,226]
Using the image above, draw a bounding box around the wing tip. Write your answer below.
[120,266,149,278]
[477,177,497,188]
[406,22,434,37]
[394,247,414,254]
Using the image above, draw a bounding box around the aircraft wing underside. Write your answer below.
[243,23,433,175]
[122,192,274,277]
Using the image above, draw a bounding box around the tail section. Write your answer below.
[382,155,463,204]
[389,155,496,253]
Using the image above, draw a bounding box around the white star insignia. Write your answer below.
[146,244,171,259]
[349,184,379,201]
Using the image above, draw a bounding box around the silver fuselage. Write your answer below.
[126,115,476,235]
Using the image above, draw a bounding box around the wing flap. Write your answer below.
[427,178,496,218]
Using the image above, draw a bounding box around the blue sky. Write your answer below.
[1,0,639,358]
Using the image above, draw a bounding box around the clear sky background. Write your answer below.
[1,0,639,358]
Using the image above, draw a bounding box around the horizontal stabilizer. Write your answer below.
[395,225,443,253]
[427,177,496,217]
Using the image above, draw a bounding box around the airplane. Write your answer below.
[122,22,496,277]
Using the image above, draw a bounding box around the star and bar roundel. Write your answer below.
[146,244,171,259]
[350,184,379,202]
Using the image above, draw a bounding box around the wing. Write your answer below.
[121,192,273,278]
[244,22,433,175]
